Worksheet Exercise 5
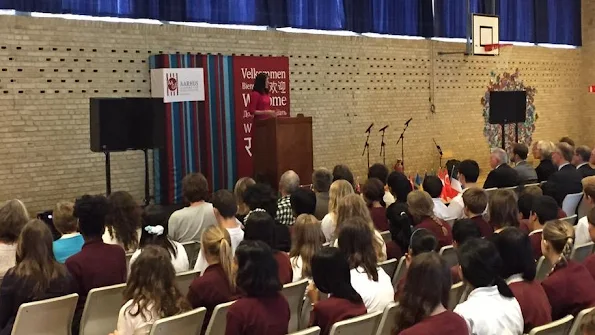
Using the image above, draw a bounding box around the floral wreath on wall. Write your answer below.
[481,69,537,153]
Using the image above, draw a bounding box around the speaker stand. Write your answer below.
[104,150,111,196]
[143,149,152,206]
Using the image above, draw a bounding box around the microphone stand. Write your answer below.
[433,138,444,169]
[379,125,388,166]
[396,121,411,171]
[362,127,372,170]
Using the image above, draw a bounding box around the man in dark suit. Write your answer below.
[573,145,595,178]
[483,148,520,189]
[543,142,583,206]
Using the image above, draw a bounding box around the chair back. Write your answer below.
[448,282,464,311]
[568,307,595,335]
[79,283,126,335]
[571,242,595,263]
[181,241,201,268]
[205,301,235,335]
[439,245,458,268]
[375,302,398,335]
[458,284,472,304]
[528,314,574,335]
[485,188,498,198]
[281,279,309,333]
[380,231,391,243]
[561,215,578,226]
[378,259,398,279]
[536,256,553,281]
[175,270,199,297]
[149,307,206,335]
[125,252,133,269]
[329,311,383,335]
[578,196,589,221]
[563,193,583,222]
[11,293,78,335]
[288,326,321,335]
[392,256,407,287]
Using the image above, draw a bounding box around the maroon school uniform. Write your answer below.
[386,241,403,261]
[519,220,531,234]
[310,296,366,335]
[509,279,552,333]
[583,254,595,281]
[416,217,453,249]
[450,266,461,284]
[394,275,407,301]
[225,293,290,335]
[541,261,595,320]
[529,230,543,260]
[398,310,468,335]
[470,216,494,239]
[188,264,238,334]
[274,251,293,285]
[369,207,389,232]
[557,208,567,219]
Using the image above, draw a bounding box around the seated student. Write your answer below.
[289,214,325,283]
[235,177,256,223]
[520,185,567,221]
[453,239,523,334]
[581,309,595,335]
[321,180,354,242]
[422,175,450,220]
[362,178,389,232]
[541,219,595,320]
[112,246,190,335]
[244,183,291,252]
[337,217,394,313]
[407,190,453,249]
[104,191,142,252]
[0,220,75,335]
[129,211,189,273]
[312,168,333,221]
[194,190,245,272]
[0,200,29,281]
[290,188,317,218]
[244,211,293,285]
[368,163,395,207]
[583,208,595,280]
[517,193,535,234]
[450,219,481,284]
[66,195,127,334]
[394,253,468,335]
[385,204,413,261]
[493,228,552,333]
[527,196,559,260]
[395,229,438,297]
[461,187,493,238]
[226,240,290,335]
[52,201,84,263]
[188,225,238,334]
[387,171,414,204]
[308,247,366,335]
[488,190,520,234]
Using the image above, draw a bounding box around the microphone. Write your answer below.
[404,118,413,127]
[433,138,443,156]
[365,123,374,133]
[379,125,389,132]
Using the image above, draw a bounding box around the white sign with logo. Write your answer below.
[150,68,205,103]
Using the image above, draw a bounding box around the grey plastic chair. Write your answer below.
[528,315,574,335]
[375,302,398,335]
[79,283,126,335]
[149,307,206,335]
[11,293,78,335]
[329,311,383,335]
[175,269,199,297]
[205,300,235,335]
[571,242,594,263]
[378,259,398,279]
[281,279,309,333]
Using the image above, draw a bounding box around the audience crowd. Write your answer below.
[3,137,595,335]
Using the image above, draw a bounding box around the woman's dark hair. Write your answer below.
[409,228,438,255]
[311,247,363,304]
[394,252,450,332]
[252,73,269,94]
[235,240,281,297]
[362,178,386,207]
[74,194,109,238]
[139,207,176,257]
[244,211,276,250]
[387,172,413,203]
[387,202,412,251]
[243,183,277,218]
[332,164,355,187]
[337,217,378,281]
[457,238,514,298]
[14,219,68,298]
[492,227,536,281]
[106,191,142,251]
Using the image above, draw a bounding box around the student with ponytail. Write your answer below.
[453,238,523,334]
[541,219,595,320]
[407,191,453,249]
[188,225,238,334]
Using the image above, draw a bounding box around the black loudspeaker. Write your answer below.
[90,98,165,152]
[489,91,527,124]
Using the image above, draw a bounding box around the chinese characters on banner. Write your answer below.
[233,56,291,178]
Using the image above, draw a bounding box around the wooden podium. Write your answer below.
[253,115,313,188]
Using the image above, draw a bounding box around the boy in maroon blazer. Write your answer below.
[527,196,559,260]
[451,219,482,283]
[462,188,493,238]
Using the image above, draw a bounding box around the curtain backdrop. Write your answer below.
[0,0,582,45]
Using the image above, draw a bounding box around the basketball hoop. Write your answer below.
[483,43,513,52]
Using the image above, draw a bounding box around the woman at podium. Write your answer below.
[248,73,277,121]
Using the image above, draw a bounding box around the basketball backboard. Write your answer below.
[472,14,499,56]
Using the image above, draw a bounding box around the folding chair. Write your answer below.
[378,259,398,279]
[175,270,199,297]
[562,193,583,224]
[11,293,78,335]
[181,241,201,268]
[205,301,235,335]
[392,257,407,287]
[578,196,589,222]
[528,314,574,335]
[288,326,321,335]
[281,279,309,333]
[448,282,465,311]
[561,215,578,227]
[380,231,391,243]
[79,283,126,335]
[570,242,595,263]
[149,307,206,335]
[484,188,498,198]
[568,307,595,335]
[439,245,458,269]
[329,311,383,335]
[375,302,398,335]
[536,256,553,281]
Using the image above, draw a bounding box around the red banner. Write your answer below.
[233,56,291,178]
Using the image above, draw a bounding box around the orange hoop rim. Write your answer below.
[483,43,513,52]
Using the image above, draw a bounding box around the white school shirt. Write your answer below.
[454,286,523,335]
[575,216,592,246]
[432,198,452,220]
[350,266,394,313]
[129,240,189,274]
[321,214,336,242]
[384,191,396,207]
[446,190,466,220]
[290,255,305,283]
[194,221,245,272]
[116,299,159,335]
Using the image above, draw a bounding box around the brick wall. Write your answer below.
[0,15,586,213]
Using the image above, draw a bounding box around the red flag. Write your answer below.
[438,168,459,201]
